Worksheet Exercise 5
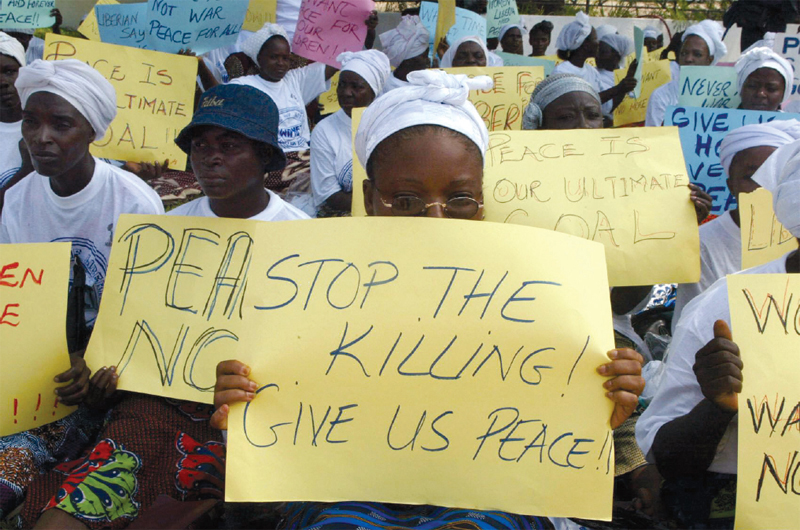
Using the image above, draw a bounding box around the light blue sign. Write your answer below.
[145,0,248,55]
[493,51,554,76]
[678,65,741,109]
[419,1,486,57]
[665,105,800,213]
[0,0,55,30]
[96,3,148,49]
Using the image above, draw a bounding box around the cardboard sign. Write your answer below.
[728,274,800,530]
[773,33,800,113]
[613,59,672,127]
[631,26,644,99]
[493,51,554,76]
[96,2,148,49]
[419,1,486,56]
[739,188,799,269]
[349,107,366,216]
[482,128,701,287]
[78,0,120,42]
[243,0,277,32]
[0,243,76,437]
[678,65,741,109]
[664,106,800,214]
[435,0,455,51]
[444,66,545,131]
[291,0,373,68]
[145,0,248,55]
[43,34,197,168]
[487,0,519,40]
[0,0,55,30]
[319,70,340,115]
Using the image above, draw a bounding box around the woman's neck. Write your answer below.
[209,185,270,219]
[568,52,587,68]
[788,246,800,273]
[49,153,95,197]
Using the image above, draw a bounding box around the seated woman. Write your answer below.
[498,23,524,55]
[645,20,727,127]
[378,15,430,93]
[596,33,634,124]
[439,35,503,68]
[735,46,793,112]
[522,73,604,130]
[310,50,390,217]
[636,140,800,529]
[528,20,553,57]
[212,69,646,529]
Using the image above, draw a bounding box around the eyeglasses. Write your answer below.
[373,185,483,219]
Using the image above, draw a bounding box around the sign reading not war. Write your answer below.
[86,214,616,519]
[145,0,248,54]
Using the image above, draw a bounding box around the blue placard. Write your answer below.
[419,1,486,57]
[0,0,55,30]
[145,0,248,55]
[493,51,554,76]
[96,3,148,49]
[665,105,800,213]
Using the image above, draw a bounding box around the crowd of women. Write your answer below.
[0,3,798,529]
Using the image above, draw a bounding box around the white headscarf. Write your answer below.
[242,23,289,67]
[600,33,633,68]
[643,26,660,40]
[555,11,592,52]
[522,73,600,130]
[355,69,492,169]
[337,50,392,96]
[440,36,496,68]
[719,121,800,176]
[682,20,727,65]
[16,59,116,140]
[498,23,524,42]
[774,141,800,237]
[742,32,776,55]
[596,24,617,41]
[735,47,794,104]
[0,31,25,67]
[379,15,429,68]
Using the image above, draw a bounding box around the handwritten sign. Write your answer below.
[243,0,277,32]
[728,274,800,530]
[494,51,554,76]
[78,0,120,42]
[319,70,340,115]
[773,33,800,113]
[482,128,701,287]
[96,3,148,49]
[419,2,486,57]
[350,107,366,216]
[678,65,741,109]
[613,59,671,127]
[44,34,197,168]
[740,188,799,269]
[0,243,76,437]
[665,106,800,213]
[445,66,545,131]
[291,0,373,68]
[487,0,519,40]
[631,27,644,99]
[0,0,54,30]
[435,0,455,52]
[145,0,248,55]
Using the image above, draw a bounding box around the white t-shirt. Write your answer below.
[552,60,602,92]
[0,159,164,326]
[0,120,22,190]
[229,62,329,152]
[645,78,678,126]
[596,68,615,118]
[636,252,792,475]
[673,211,741,332]
[310,109,353,209]
[168,189,310,221]
[382,74,410,94]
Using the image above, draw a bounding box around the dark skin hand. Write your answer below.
[364,10,378,50]
[123,159,169,181]
[54,352,92,406]
[50,8,62,34]
[84,366,119,409]
[598,60,638,106]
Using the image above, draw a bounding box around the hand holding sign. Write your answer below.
[693,320,742,413]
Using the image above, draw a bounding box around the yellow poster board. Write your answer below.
[43,34,197,168]
[77,0,120,42]
[613,60,672,127]
[729,274,800,530]
[646,47,665,62]
[319,71,340,115]
[350,107,367,217]
[444,66,545,131]
[740,188,799,269]
[243,0,278,32]
[435,0,456,52]
[0,243,76,437]
[483,128,700,286]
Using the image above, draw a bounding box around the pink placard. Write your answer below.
[292,0,373,67]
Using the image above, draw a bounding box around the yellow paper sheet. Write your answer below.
[0,243,76,437]
[728,274,800,530]
[646,47,666,62]
[739,188,799,269]
[350,107,367,217]
[77,0,120,42]
[613,60,672,127]
[243,0,278,32]
[319,71,341,115]
[483,128,700,286]
[435,0,456,50]
[444,66,545,131]
[43,34,197,168]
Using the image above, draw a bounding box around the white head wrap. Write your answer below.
[0,31,26,67]
[743,32,776,55]
[735,47,794,104]
[600,33,633,68]
[643,26,660,40]
[16,59,117,140]
[682,20,727,65]
[379,15,430,68]
[242,23,289,67]
[498,23,524,43]
[522,73,600,130]
[355,69,492,170]
[440,35,492,68]
[337,50,392,96]
[596,25,617,41]
[719,121,800,176]
[555,11,592,52]
[1,28,34,36]
[773,141,800,237]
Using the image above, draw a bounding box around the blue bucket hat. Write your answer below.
[175,84,286,172]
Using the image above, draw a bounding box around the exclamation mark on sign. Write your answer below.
[13,399,18,424]
[52,397,59,416]
[33,393,41,421]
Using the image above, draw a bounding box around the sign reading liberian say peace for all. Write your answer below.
[86,214,616,519]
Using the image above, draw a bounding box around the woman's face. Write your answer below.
[364,129,484,220]
[596,42,621,71]
[452,41,487,67]
[579,28,598,58]
[337,71,375,117]
[190,126,268,200]
[257,36,291,82]
[727,145,775,199]
[740,67,786,112]
[0,54,22,116]
[500,28,523,55]
[542,92,603,130]
[529,29,550,56]
[644,37,659,53]
[679,35,712,66]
